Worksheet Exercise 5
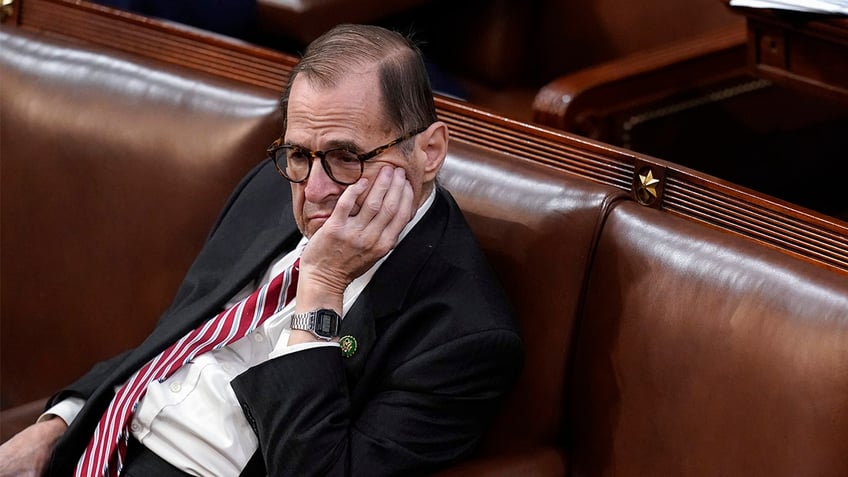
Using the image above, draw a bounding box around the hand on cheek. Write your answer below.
[297,166,415,306]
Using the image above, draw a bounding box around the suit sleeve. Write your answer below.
[46,350,134,409]
[48,162,274,402]
[230,327,522,477]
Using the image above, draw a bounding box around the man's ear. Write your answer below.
[417,121,449,183]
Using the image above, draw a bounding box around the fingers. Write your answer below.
[332,176,370,220]
[380,171,415,243]
[304,165,414,288]
[326,165,414,250]
[357,167,414,243]
[358,166,401,220]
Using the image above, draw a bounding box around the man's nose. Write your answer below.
[303,159,344,202]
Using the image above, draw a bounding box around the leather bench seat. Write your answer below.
[440,140,627,466]
[0,27,283,409]
[570,201,848,475]
[1,26,628,475]
[3,5,848,475]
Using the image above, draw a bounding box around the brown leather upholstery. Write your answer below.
[3,6,848,476]
[440,140,626,465]
[0,24,631,464]
[570,201,848,476]
[0,28,283,410]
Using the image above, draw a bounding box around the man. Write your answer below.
[0,24,522,476]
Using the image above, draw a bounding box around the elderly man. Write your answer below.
[0,24,522,477]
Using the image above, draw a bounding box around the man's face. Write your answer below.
[285,69,427,238]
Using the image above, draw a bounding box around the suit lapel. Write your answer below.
[339,188,450,384]
[338,294,377,385]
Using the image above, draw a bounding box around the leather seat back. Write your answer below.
[440,139,627,454]
[0,28,283,408]
[569,201,848,476]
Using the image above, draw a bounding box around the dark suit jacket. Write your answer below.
[45,160,523,476]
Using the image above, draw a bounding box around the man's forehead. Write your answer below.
[286,72,391,141]
[294,66,381,97]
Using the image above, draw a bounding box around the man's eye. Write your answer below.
[330,151,360,164]
[288,150,309,161]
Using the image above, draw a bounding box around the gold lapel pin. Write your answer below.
[340,335,358,358]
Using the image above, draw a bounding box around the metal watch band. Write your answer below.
[290,311,315,332]
[291,309,340,340]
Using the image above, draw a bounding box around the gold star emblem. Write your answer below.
[637,169,660,203]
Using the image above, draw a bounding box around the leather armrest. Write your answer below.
[0,397,49,443]
[433,446,567,477]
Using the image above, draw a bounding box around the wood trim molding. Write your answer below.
[13,0,297,92]
[438,98,848,274]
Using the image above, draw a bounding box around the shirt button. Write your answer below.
[253,333,264,342]
[130,423,141,432]
[169,382,182,393]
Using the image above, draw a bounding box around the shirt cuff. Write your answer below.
[38,396,85,426]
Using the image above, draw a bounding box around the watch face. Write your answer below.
[315,309,340,338]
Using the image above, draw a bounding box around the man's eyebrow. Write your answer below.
[324,139,361,152]
[282,138,361,152]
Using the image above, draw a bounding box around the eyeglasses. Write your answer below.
[267,126,428,185]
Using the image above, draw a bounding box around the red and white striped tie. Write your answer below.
[74,258,300,477]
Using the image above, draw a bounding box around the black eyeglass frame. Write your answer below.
[267,126,428,186]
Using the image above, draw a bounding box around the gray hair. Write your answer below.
[280,24,437,153]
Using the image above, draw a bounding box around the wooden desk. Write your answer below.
[726,1,848,103]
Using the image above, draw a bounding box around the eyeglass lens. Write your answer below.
[275,147,363,185]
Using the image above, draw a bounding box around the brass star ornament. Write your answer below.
[637,169,660,204]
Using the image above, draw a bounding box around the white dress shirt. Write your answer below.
[44,189,435,476]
